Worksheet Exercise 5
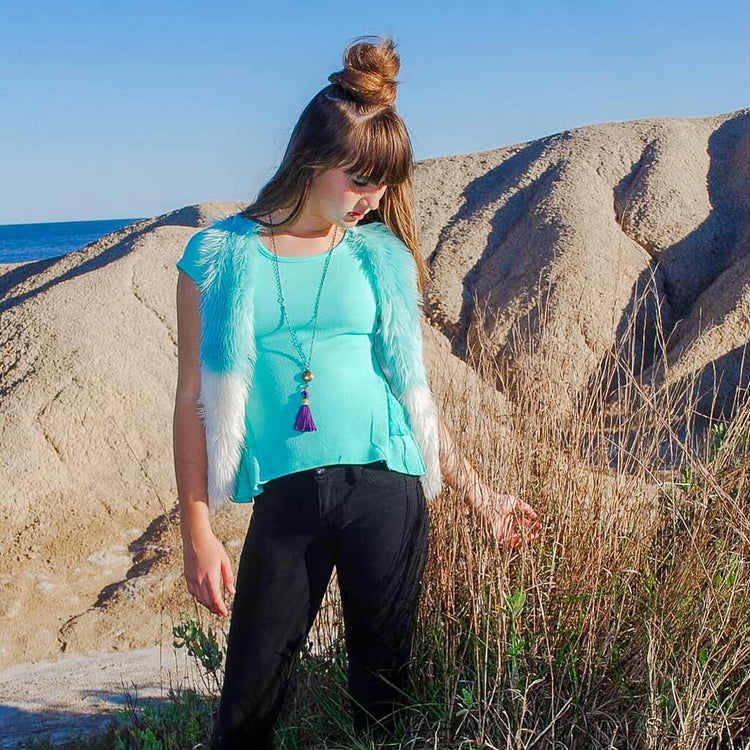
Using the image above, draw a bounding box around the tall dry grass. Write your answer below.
[402,281,750,749]
[286,282,747,750]
[235,277,748,749]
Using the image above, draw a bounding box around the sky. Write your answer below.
[1,0,747,225]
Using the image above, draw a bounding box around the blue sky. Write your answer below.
[1,0,747,225]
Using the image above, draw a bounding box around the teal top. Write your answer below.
[176,223,427,501]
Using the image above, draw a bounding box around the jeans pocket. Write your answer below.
[360,461,407,488]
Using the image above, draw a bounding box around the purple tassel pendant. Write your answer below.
[294,388,317,432]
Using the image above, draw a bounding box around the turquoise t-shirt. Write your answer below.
[176,221,427,501]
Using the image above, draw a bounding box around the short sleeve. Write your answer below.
[176,230,207,285]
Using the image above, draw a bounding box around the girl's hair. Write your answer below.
[240,35,427,293]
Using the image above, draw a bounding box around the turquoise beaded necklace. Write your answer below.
[268,215,339,432]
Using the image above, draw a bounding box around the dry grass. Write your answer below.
[414,282,748,749]
[275,280,750,749]
[19,276,748,749]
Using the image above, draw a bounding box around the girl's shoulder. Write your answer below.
[208,213,262,238]
[194,213,263,255]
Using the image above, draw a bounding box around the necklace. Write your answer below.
[268,213,339,432]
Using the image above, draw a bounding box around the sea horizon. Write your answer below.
[0,217,147,264]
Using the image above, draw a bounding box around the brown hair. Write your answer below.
[240,35,427,293]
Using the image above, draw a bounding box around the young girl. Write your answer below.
[173,35,540,749]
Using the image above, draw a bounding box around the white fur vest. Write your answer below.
[193,213,442,516]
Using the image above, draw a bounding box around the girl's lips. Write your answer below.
[348,211,364,218]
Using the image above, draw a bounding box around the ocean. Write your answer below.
[0,217,147,264]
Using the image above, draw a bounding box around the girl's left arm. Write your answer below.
[437,414,541,546]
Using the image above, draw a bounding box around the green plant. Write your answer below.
[172,612,225,694]
[710,419,728,458]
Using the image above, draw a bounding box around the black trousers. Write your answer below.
[208,460,430,749]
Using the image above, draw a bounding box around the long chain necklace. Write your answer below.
[269,212,339,432]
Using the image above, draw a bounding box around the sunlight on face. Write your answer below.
[311,166,388,225]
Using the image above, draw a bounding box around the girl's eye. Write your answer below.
[351,175,372,187]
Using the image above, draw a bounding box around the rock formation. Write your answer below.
[0,109,747,674]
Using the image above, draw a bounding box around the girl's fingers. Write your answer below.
[517,515,538,528]
[210,584,229,617]
[200,578,229,617]
[221,556,236,596]
[477,496,541,546]
[515,499,539,519]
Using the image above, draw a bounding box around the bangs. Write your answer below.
[338,118,413,187]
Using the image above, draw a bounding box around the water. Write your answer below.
[0,217,147,264]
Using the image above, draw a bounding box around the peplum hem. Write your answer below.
[231,430,427,504]
[231,368,428,504]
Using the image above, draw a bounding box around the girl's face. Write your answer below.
[309,165,388,227]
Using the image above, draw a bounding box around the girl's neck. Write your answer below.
[257,211,343,258]
[259,210,337,240]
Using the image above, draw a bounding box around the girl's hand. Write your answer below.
[182,528,236,617]
[468,483,541,547]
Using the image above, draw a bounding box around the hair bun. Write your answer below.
[328,35,400,107]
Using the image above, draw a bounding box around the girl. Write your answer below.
[173,35,540,749]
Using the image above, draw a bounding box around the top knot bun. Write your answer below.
[328,35,400,107]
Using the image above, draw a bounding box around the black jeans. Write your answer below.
[208,460,430,749]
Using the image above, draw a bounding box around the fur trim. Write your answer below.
[198,368,250,515]
[402,384,443,501]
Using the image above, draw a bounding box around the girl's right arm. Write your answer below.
[174,270,235,617]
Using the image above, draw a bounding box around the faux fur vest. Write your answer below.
[193,213,442,516]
